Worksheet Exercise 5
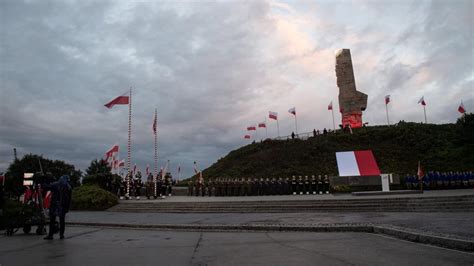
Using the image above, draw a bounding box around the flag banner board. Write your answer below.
[336,150,381,176]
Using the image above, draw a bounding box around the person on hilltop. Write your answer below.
[43,175,72,240]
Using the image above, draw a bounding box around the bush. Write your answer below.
[0,199,24,229]
[71,185,118,211]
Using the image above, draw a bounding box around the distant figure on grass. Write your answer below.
[323,128,328,135]
[43,175,72,240]
[313,129,317,137]
[291,132,295,139]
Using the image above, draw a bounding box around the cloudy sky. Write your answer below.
[1,0,472,178]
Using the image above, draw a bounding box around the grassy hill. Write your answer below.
[192,114,473,180]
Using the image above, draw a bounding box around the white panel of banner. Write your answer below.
[336,152,360,176]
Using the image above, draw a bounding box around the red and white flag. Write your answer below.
[385,95,391,105]
[105,144,119,161]
[458,102,466,114]
[288,107,296,115]
[153,112,157,134]
[328,101,333,111]
[244,134,251,139]
[269,111,278,120]
[258,122,266,128]
[247,125,256,131]
[335,150,381,176]
[193,161,199,174]
[417,161,424,180]
[418,96,426,106]
[104,92,129,109]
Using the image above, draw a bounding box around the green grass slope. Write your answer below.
[195,114,473,180]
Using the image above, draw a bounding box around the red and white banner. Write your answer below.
[247,125,256,131]
[336,150,381,176]
[288,107,296,115]
[269,111,278,120]
[105,144,119,161]
[244,134,251,139]
[258,122,266,128]
[104,92,129,109]
[418,96,426,106]
[458,102,466,114]
[328,101,333,111]
[385,95,391,105]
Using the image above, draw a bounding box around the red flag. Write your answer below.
[105,144,119,161]
[385,95,390,105]
[269,111,278,120]
[247,125,256,131]
[458,102,466,114]
[153,111,157,134]
[258,122,266,128]
[328,101,333,110]
[244,134,251,139]
[417,161,424,180]
[288,107,296,115]
[104,92,129,109]
[418,96,426,106]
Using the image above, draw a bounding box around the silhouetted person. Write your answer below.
[313,129,317,137]
[44,175,72,240]
[291,132,295,139]
[323,128,328,135]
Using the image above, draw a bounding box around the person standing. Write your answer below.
[43,175,72,240]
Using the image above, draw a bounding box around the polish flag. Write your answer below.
[258,122,266,128]
[247,125,256,131]
[104,92,129,109]
[335,150,381,176]
[385,95,390,105]
[244,134,251,139]
[458,102,466,114]
[269,111,278,120]
[417,161,424,180]
[328,101,333,111]
[418,96,426,106]
[288,107,296,115]
[105,144,119,161]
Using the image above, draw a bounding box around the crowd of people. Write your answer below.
[187,175,330,197]
[118,171,175,199]
[406,171,474,190]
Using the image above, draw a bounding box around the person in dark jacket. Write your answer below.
[44,175,72,240]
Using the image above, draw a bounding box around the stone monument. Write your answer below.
[335,49,367,128]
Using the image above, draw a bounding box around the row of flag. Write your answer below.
[244,96,468,139]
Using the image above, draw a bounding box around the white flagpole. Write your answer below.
[423,105,427,124]
[331,108,336,132]
[276,119,280,137]
[265,118,268,139]
[294,114,298,135]
[126,87,132,197]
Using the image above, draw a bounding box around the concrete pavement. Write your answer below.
[1,227,473,266]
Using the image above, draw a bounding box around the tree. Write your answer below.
[82,159,121,193]
[4,154,82,197]
[85,159,111,176]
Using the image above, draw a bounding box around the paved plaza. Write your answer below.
[1,227,473,266]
